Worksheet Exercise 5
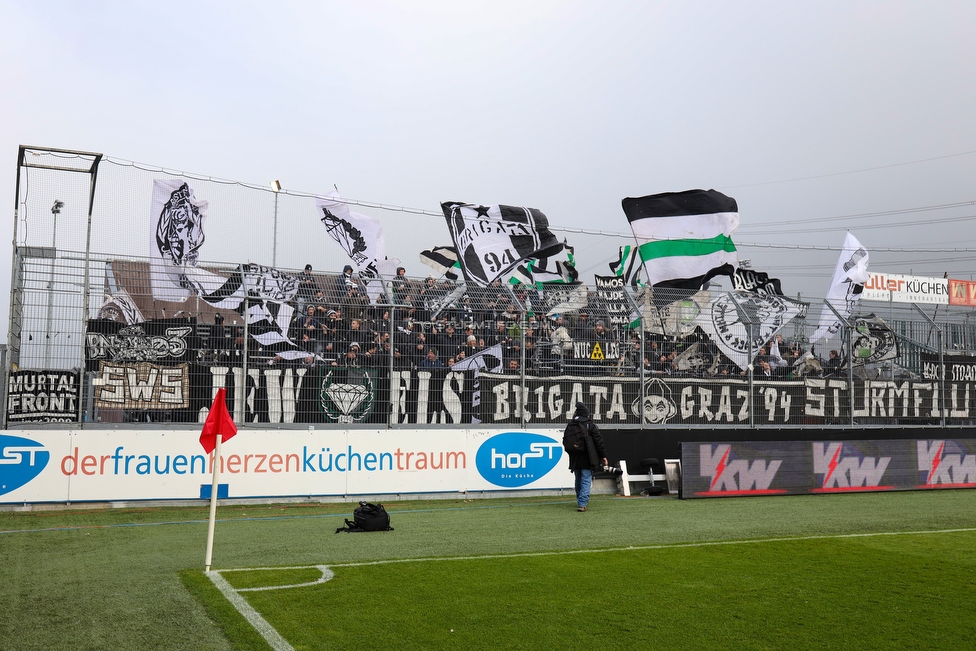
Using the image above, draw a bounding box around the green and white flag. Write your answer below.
[504,241,577,287]
[609,244,644,288]
[621,189,739,291]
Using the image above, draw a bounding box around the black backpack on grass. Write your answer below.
[335,501,394,533]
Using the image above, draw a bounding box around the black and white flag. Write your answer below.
[695,291,807,371]
[317,192,400,303]
[505,241,578,287]
[609,244,644,289]
[97,289,144,325]
[185,264,309,359]
[851,314,899,365]
[811,232,869,342]
[429,282,469,320]
[542,282,589,317]
[451,343,505,373]
[450,343,504,425]
[733,268,784,296]
[150,179,208,302]
[673,342,717,374]
[441,201,561,287]
[420,246,462,280]
[643,290,711,337]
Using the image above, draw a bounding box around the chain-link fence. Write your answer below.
[6,146,976,429]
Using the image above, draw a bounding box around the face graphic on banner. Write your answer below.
[631,378,677,424]
[156,183,205,267]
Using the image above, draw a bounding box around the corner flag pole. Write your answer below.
[199,387,237,572]
[204,432,222,572]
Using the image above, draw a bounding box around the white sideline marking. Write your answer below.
[211,527,976,647]
[206,565,334,651]
[311,526,976,570]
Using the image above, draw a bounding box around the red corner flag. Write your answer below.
[199,388,237,454]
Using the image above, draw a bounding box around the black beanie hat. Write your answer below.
[574,402,589,417]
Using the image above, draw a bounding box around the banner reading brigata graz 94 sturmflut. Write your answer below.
[481,374,976,426]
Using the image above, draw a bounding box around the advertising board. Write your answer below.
[948,279,976,307]
[862,273,948,304]
[680,438,976,498]
[0,427,573,503]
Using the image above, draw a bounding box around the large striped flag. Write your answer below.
[621,189,739,292]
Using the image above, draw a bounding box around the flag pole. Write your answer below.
[204,432,222,572]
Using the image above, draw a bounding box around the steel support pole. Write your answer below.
[912,303,945,427]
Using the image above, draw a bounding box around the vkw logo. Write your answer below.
[476,432,562,488]
[0,435,50,496]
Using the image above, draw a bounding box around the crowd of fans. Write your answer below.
[199,265,847,379]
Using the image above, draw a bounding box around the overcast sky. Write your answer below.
[2,0,976,335]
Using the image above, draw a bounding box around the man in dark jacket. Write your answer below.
[567,402,607,512]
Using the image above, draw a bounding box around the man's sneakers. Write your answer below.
[577,506,587,512]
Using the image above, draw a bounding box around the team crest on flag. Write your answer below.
[441,201,561,287]
[622,189,739,292]
[150,179,208,301]
[851,315,899,364]
[696,292,807,371]
[644,291,711,337]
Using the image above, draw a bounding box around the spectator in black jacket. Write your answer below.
[566,402,606,512]
[824,349,844,376]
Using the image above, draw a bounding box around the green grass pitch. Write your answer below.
[3,490,976,650]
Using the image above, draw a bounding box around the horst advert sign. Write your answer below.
[680,438,976,498]
[0,428,572,503]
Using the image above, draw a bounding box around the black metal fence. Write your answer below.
[6,146,976,428]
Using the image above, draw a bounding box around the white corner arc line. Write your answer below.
[237,565,335,592]
[208,569,300,651]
